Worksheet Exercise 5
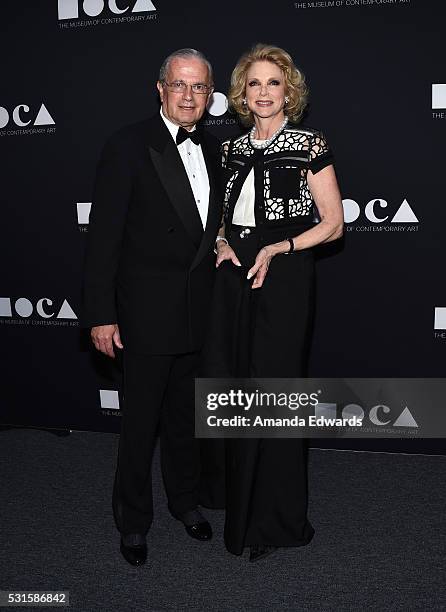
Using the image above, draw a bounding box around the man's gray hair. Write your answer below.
[159,48,213,85]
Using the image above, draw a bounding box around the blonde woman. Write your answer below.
[206,44,344,562]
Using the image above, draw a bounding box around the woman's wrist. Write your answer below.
[270,240,293,256]
[214,236,229,254]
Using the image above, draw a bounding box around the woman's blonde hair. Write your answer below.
[228,43,308,126]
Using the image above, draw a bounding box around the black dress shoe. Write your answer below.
[178,509,213,541]
[184,520,213,541]
[120,535,147,566]
[249,545,278,562]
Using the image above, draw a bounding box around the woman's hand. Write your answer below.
[247,244,278,289]
[216,240,241,268]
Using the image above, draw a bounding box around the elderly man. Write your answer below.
[82,49,222,566]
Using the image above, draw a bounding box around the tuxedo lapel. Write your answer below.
[147,116,203,249]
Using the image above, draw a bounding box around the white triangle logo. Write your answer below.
[57,299,77,319]
[393,406,418,428]
[34,104,55,126]
[391,199,418,223]
[133,0,156,11]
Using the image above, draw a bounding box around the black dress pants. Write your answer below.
[112,349,201,536]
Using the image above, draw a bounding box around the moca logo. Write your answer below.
[344,404,418,428]
[343,198,418,223]
[317,402,418,428]
[0,104,55,128]
[0,297,77,320]
[58,0,156,19]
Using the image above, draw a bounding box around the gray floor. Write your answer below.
[1,428,445,611]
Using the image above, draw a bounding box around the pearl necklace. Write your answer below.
[249,116,289,150]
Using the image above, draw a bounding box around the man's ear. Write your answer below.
[156,81,163,101]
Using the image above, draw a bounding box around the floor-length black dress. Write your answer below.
[204,124,334,555]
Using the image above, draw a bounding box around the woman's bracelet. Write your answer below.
[284,237,295,255]
[214,236,228,254]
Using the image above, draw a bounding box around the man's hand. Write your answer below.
[216,240,241,268]
[91,323,123,358]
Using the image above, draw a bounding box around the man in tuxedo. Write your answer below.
[82,49,222,566]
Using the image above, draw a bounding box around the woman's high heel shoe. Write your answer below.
[249,545,278,562]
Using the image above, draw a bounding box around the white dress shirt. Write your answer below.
[232,139,265,226]
[232,168,256,226]
[160,108,210,229]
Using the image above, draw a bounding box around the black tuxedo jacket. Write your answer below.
[82,113,222,354]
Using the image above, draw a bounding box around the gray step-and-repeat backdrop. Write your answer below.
[1,0,445,453]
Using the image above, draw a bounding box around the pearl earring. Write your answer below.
[284,96,290,105]
[242,98,247,105]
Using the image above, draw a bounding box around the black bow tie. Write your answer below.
[176,126,201,146]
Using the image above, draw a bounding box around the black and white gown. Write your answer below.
[204,122,335,555]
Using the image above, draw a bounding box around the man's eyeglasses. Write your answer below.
[162,80,212,95]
